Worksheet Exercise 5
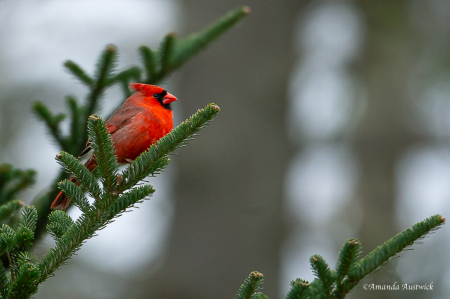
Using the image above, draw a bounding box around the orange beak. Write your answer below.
[163,93,177,105]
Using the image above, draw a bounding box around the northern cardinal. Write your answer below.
[51,83,177,209]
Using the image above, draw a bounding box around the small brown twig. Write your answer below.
[6,251,14,283]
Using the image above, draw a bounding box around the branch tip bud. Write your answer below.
[116,174,123,186]
[106,44,117,52]
[243,6,251,14]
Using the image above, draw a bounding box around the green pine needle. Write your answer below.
[0,200,23,222]
[84,44,118,135]
[159,32,177,74]
[18,206,37,232]
[56,151,101,200]
[286,279,310,299]
[253,294,270,299]
[93,44,118,88]
[0,224,16,255]
[235,271,265,299]
[172,6,250,70]
[0,165,36,205]
[86,115,119,194]
[0,260,8,298]
[112,66,141,98]
[16,252,38,269]
[57,180,91,213]
[139,46,157,83]
[32,102,68,150]
[333,238,361,298]
[14,206,38,252]
[310,255,333,297]
[38,213,99,282]
[148,6,250,84]
[64,60,94,87]
[66,96,82,154]
[47,211,74,240]
[102,185,155,221]
[8,262,40,298]
[337,215,445,296]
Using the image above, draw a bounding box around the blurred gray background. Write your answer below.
[1,0,449,298]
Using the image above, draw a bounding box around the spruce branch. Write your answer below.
[0,224,16,256]
[338,214,445,296]
[335,239,360,281]
[139,46,157,82]
[235,271,265,299]
[147,6,250,84]
[234,215,445,299]
[0,260,9,298]
[82,44,118,143]
[7,262,40,299]
[159,33,177,76]
[333,239,361,298]
[0,200,23,222]
[32,102,68,150]
[31,171,69,243]
[102,185,154,221]
[286,279,310,299]
[55,151,101,200]
[0,164,36,205]
[310,255,333,298]
[64,60,94,87]
[6,251,14,283]
[57,180,91,213]
[86,114,119,193]
[46,211,74,240]
[66,96,83,154]
[15,206,37,252]
[112,66,141,98]
[170,6,250,72]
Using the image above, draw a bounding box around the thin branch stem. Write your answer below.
[6,251,14,283]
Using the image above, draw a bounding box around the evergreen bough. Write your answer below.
[235,215,445,299]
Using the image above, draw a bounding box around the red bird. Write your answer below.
[51,83,177,209]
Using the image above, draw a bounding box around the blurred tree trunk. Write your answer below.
[134,1,306,298]
[352,1,419,298]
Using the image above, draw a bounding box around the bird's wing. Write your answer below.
[78,106,143,158]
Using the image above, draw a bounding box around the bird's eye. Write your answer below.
[153,93,159,98]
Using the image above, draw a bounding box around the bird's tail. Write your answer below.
[51,155,97,210]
